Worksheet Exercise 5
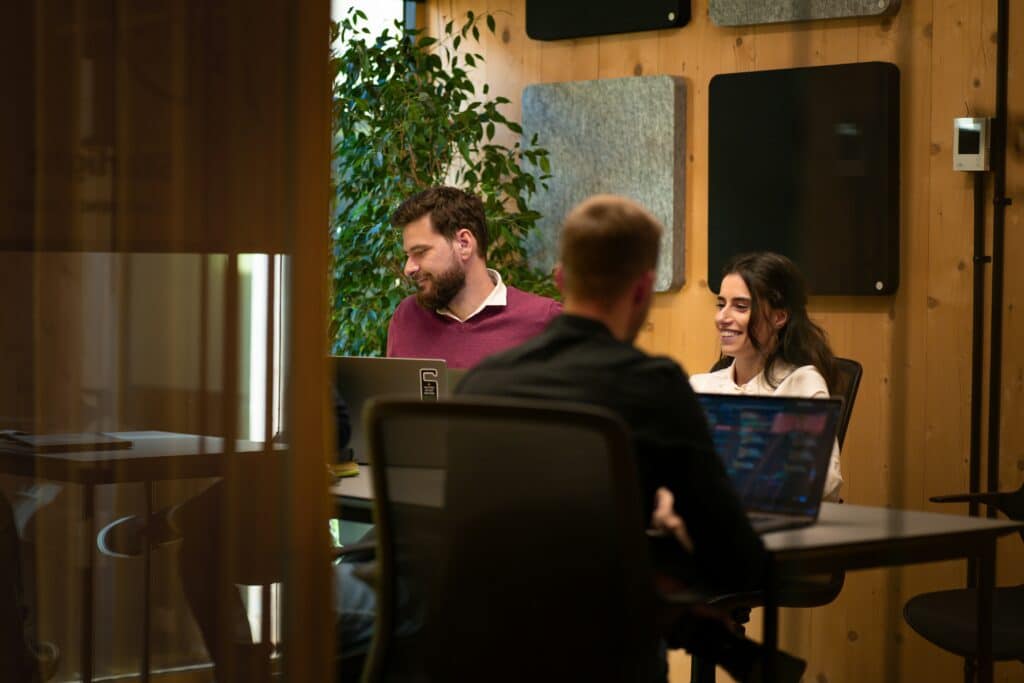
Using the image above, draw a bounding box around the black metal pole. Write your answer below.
[969,170,986,527]
[986,0,1010,518]
[966,169,986,591]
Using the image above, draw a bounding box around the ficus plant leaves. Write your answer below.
[330,8,556,356]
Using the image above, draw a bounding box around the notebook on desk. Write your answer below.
[697,394,841,533]
[332,356,450,464]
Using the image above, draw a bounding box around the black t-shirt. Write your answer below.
[456,314,767,592]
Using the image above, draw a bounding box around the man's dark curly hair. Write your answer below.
[391,186,489,257]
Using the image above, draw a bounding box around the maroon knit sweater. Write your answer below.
[385,287,562,369]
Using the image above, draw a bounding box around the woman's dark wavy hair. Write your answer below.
[718,252,835,391]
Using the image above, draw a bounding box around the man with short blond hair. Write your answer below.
[460,193,764,589]
[557,193,662,304]
[456,195,797,683]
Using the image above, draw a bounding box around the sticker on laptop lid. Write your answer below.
[420,368,439,400]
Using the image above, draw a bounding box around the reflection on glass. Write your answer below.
[2,1,331,681]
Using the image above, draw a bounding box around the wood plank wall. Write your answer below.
[423,1,1024,681]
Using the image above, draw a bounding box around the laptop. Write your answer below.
[447,367,469,392]
[697,394,842,533]
[332,356,449,464]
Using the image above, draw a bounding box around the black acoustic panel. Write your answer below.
[526,0,688,41]
[708,62,900,296]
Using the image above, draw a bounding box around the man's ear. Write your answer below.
[454,228,475,259]
[632,270,655,305]
[554,263,565,293]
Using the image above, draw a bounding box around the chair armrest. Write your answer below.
[660,587,716,607]
[706,590,764,611]
[930,491,1007,507]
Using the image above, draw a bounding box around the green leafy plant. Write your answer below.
[329,9,556,356]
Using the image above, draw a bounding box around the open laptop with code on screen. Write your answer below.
[333,356,449,464]
[697,394,842,533]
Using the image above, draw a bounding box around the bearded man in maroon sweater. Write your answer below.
[386,186,562,368]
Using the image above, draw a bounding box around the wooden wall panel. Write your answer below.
[425,1,1024,681]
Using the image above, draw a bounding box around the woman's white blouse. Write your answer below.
[689,363,843,502]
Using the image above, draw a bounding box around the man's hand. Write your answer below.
[650,487,693,553]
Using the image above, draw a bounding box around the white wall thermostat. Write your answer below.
[953,117,990,172]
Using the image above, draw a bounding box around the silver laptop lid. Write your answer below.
[696,394,841,519]
[447,367,469,392]
[332,356,449,463]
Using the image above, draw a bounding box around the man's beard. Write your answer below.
[414,262,466,311]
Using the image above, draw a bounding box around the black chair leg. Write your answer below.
[690,655,717,683]
[964,658,975,683]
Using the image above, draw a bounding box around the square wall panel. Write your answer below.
[522,76,686,292]
[710,0,900,27]
[526,0,689,40]
[708,63,900,295]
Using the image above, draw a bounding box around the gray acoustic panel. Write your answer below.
[521,76,686,292]
[710,0,900,27]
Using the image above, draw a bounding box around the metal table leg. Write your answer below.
[81,484,94,682]
[976,539,995,683]
[762,559,778,683]
[142,481,152,682]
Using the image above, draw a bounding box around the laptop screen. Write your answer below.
[696,394,841,517]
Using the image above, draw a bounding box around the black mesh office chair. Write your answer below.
[690,357,863,683]
[903,484,1024,674]
[830,357,863,450]
[358,396,673,683]
[0,491,59,682]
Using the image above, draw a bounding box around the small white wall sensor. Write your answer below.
[953,117,990,172]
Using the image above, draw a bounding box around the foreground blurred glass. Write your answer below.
[1,2,332,681]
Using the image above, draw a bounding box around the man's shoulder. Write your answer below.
[774,364,829,397]
[631,352,691,388]
[505,286,561,311]
[455,348,527,395]
[393,294,418,312]
[390,295,430,322]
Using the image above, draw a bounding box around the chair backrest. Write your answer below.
[361,397,661,683]
[831,357,862,449]
[1000,484,1024,522]
[706,356,862,449]
[709,355,731,373]
[929,484,1024,544]
[996,485,1024,544]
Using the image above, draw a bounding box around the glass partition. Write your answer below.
[1,2,332,681]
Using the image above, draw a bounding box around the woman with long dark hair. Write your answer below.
[689,252,843,500]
